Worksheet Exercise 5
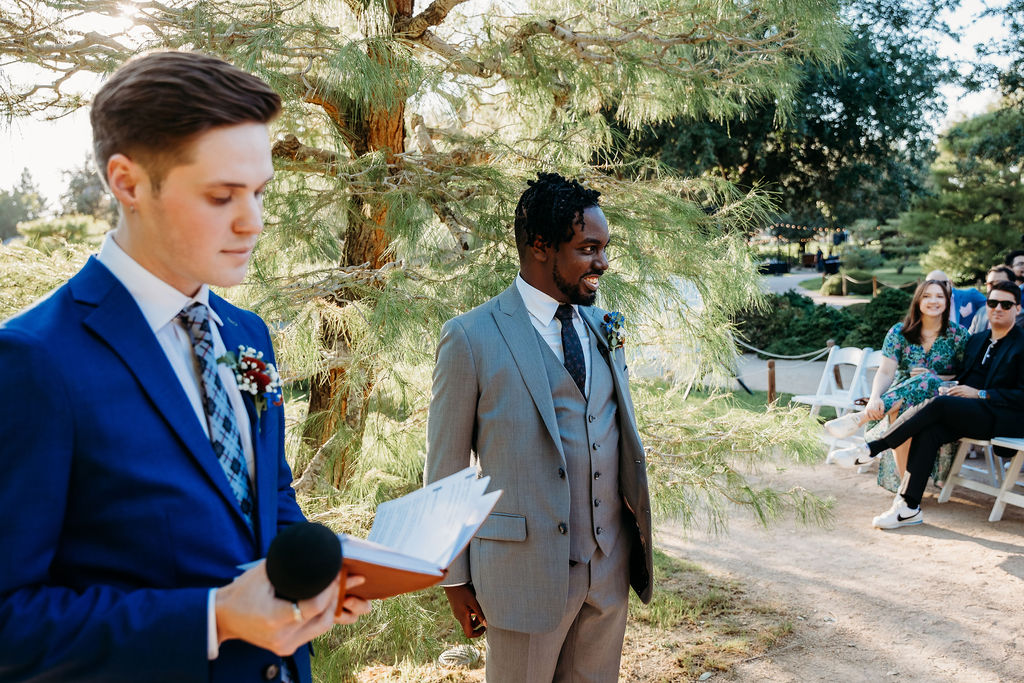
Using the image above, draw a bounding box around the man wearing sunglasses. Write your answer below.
[969,266,1019,334]
[833,280,1024,529]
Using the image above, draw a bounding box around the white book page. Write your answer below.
[365,467,500,567]
[338,535,443,575]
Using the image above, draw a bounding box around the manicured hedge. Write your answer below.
[733,289,912,356]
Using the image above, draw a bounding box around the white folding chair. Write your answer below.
[791,345,872,417]
[938,437,1024,521]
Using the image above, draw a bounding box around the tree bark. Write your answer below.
[301,4,410,489]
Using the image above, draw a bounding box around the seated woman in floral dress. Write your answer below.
[825,280,969,490]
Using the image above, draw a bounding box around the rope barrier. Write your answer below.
[838,273,918,289]
[734,338,832,360]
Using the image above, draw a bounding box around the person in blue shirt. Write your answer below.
[926,269,986,329]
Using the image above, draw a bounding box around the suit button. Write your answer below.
[594,499,600,507]
[558,522,568,534]
[588,414,596,423]
[593,471,601,479]
[558,467,566,479]
[592,443,600,450]
[262,664,280,680]
[596,526,603,535]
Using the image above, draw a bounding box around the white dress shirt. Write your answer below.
[515,274,592,396]
[97,232,255,659]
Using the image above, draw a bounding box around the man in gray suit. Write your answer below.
[425,173,653,682]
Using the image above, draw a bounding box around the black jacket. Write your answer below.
[958,325,1024,432]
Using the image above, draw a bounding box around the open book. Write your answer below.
[340,467,501,600]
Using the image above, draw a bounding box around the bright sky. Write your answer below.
[0,0,1013,205]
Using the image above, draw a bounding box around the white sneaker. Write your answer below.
[831,442,878,468]
[824,413,862,438]
[872,496,923,529]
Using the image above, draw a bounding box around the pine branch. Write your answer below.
[394,0,471,38]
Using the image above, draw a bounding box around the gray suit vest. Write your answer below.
[537,325,623,563]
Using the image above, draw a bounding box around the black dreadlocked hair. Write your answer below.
[514,172,601,252]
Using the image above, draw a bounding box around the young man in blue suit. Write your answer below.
[0,52,369,682]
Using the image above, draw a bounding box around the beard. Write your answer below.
[553,261,597,306]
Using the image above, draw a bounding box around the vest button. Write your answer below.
[558,522,568,535]
[593,471,601,479]
[592,442,600,450]
[262,664,280,680]
[594,499,600,507]
[558,467,566,479]
[588,414,596,423]
[596,526,603,535]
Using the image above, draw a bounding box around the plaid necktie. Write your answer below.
[555,304,586,397]
[178,302,255,529]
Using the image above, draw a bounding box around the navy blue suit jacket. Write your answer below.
[0,257,309,682]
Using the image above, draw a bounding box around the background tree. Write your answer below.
[897,105,1024,281]
[0,168,46,241]
[624,0,953,233]
[1,0,847,491]
[1,2,849,674]
[59,159,118,224]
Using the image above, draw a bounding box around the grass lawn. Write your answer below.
[797,263,924,296]
[308,383,815,682]
[326,550,795,682]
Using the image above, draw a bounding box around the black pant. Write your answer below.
[880,396,997,508]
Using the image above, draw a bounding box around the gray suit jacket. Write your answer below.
[424,283,653,633]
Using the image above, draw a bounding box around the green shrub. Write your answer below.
[841,246,885,271]
[843,288,912,349]
[733,291,857,356]
[819,269,874,296]
[17,213,109,254]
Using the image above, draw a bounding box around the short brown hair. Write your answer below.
[990,279,1022,305]
[91,51,281,190]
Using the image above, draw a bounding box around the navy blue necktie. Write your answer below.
[178,303,255,529]
[555,304,586,397]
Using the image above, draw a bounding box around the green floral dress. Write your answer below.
[871,321,970,492]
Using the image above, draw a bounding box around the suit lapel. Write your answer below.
[581,306,641,437]
[212,296,272,549]
[492,285,564,459]
[73,260,254,538]
[961,333,986,381]
[984,327,1021,387]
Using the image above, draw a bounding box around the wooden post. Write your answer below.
[767,359,776,404]
[841,274,848,296]
[872,276,878,296]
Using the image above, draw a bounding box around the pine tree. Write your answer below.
[898,105,1024,281]
[1,0,846,505]
[0,169,46,241]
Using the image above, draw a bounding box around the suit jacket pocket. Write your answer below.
[475,512,527,541]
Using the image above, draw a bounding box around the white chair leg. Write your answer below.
[983,445,1001,487]
[989,450,1024,522]
[938,440,972,504]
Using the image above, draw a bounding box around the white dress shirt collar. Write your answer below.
[515,273,580,326]
[97,231,221,332]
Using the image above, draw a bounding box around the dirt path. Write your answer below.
[656,459,1024,682]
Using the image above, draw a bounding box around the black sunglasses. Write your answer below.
[987,299,1016,310]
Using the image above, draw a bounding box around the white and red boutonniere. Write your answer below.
[218,345,283,417]
[601,312,626,349]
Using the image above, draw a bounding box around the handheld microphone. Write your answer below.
[265,521,343,602]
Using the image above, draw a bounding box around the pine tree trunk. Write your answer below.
[302,5,410,489]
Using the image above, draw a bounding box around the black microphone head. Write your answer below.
[265,521,342,602]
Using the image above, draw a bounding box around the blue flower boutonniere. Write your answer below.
[602,312,626,350]
[217,345,284,418]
